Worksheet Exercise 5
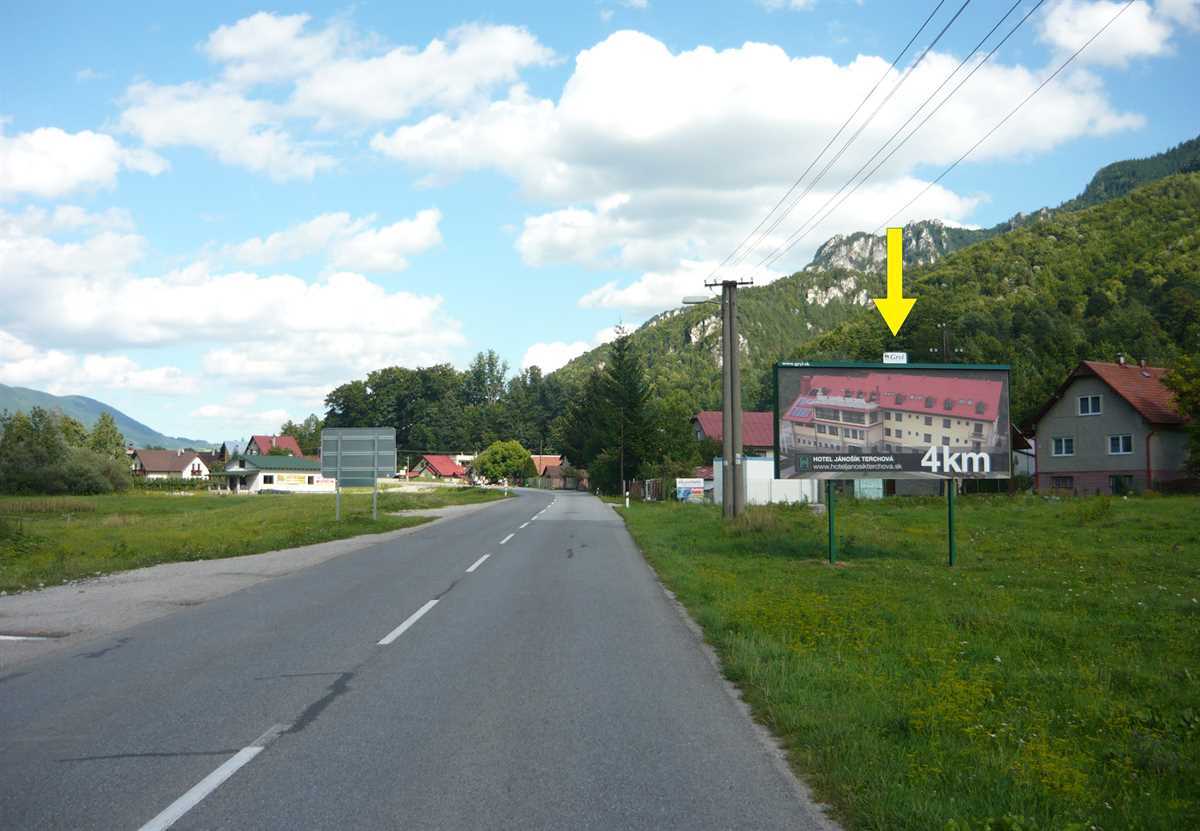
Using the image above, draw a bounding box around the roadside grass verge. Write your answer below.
[618,495,1200,830]
[0,487,505,592]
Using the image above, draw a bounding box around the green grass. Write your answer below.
[0,487,505,592]
[618,495,1200,831]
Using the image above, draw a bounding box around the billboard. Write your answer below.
[320,427,397,487]
[775,362,1010,480]
[675,477,705,503]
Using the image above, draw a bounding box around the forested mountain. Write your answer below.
[0,384,211,449]
[551,137,1200,422]
[799,172,1200,425]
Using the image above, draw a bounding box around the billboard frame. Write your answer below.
[773,360,1012,567]
[772,360,1012,481]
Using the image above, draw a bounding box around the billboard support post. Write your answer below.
[826,481,837,564]
[336,434,343,522]
[947,480,956,567]
[372,434,379,521]
[321,428,397,521]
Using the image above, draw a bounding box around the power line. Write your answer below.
[728,0,972,275]
[761,0,1134,271]
[758,0,1041,270]
[874,0,1135,232]
[702,0,949,284]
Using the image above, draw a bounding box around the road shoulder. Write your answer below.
[0,498,507,668]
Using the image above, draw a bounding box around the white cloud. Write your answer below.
[291,23,556,125]
[119,81,335,181]
[1038,0,1176,66]
[75,67,105,82]
[375,30,1142,308]
[203,12,342,86]
[327,209,443,271]
[621,0,650,8]
[0,216,466,401]
[1,205,135,235]
[520,325,629,372]
[1157,0,1200,28]
[0,329,193,395]
[0,126,166,199]
[225,208,442,272]
[520,340,592,372]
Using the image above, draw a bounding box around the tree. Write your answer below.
[88,412,128,461]
[323,380,373,427]
[59,413,89,447]
[463,350,508,407]
[280,413,324,455]
[1163,354,1200,476]
[473,440,536,483]
[603,330,651,489]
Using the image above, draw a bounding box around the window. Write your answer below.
[971,441,981,451]
[884,427,891,437]
[973,423,984,436]
[1052,476,1074,490]
[1110,475,1135,495]
[1078,395,1102,416]
[307,476,315,485]
[943,398,955,411]
[941,437,950,446]
[943,418,951,429]
[923,433,932,444]
[842,410,866,425]
[1052,437,1074,457]
[816,424,827,434]
[262,474,275,485]
[815,407,839,421]
[924,415,933,426]
[924,396,936,408]
[884,411,892,421]
[1108,434,1133,455]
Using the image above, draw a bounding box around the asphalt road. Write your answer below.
[0,490,833,830]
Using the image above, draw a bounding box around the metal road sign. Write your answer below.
[320,427,396,487]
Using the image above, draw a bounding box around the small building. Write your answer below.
[530,454,562,477]
[691,411,775,456]
[215,455,334,494]
[131,449,209,480]
[1031,359,1189,495]
[244,434,304,457]
[410,454,467,480]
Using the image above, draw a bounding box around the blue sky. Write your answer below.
[1,0,1197,442]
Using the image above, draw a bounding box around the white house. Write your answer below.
[214,455,335,494]
[131,449,210,480]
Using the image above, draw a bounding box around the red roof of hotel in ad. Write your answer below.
[785,372,1004,422]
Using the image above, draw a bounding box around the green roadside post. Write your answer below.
[947,479,956,567]
[826,480,837,564]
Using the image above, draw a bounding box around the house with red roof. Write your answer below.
[1031,359,1189,495]
[530,454,562,477]
[410,454,467,481]
[245,435,304,458]
[691,411,776,455]
[131,449,209,480]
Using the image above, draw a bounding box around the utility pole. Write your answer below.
[704,278,753,518]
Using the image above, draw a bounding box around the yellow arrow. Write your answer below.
[873,226,916,336]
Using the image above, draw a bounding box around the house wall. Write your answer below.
[1150,428,1189,483]
[180,459,209,480]
[1035,376,1151,494]
[239,470,334,494]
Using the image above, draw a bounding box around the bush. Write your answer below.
[60,449,115,495]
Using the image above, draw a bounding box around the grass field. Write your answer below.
[0,486,504,593]
[618,495,1200,831]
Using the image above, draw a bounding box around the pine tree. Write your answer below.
[603,331,651,489]
[88,412,127,461]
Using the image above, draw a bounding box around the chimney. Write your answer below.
[271,436,276,447]
[1138,358,1147,369]
[1117,354,1125,366]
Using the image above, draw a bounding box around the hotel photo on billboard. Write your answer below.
[776,363,1011,479]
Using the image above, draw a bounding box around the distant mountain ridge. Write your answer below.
[0,384,212,450]
[804,135,1200,275]
[551,134,1200,417]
